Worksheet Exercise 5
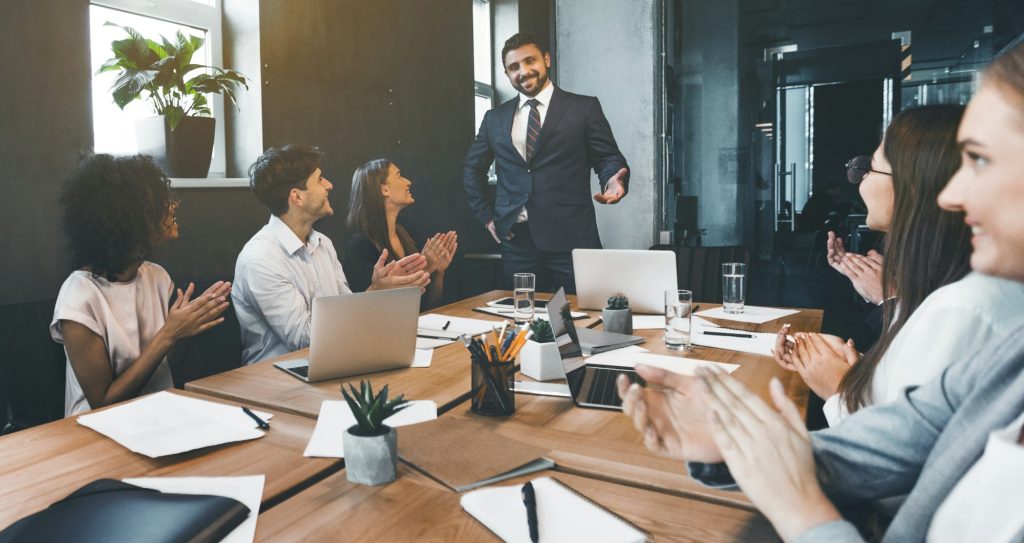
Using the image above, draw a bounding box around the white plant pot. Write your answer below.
[517,340,564,381]
[343,425,397,485]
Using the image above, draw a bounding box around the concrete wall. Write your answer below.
[678,0,743,246]
[0,0,93,305]
[555,0,658,249]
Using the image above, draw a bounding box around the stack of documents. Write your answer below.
[690,316,778,356]
[304,400,437,458]
[122,476,265,543]
[461,476,648,543]
[76,392,272,458]
[473,306,589,320]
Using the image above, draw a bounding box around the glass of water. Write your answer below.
[722,262,746,314]
[513,273,536,324]
[664,289,693,351]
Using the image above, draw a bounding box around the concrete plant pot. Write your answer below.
[602,307,633,334]
[517,340,564,381]
[343,425,397,485]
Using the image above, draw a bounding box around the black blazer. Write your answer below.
[463,86,629,252]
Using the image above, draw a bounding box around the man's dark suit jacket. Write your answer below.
[463,86,629,253]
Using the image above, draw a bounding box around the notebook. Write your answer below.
[460,476,649,543]
[398,418,554,492]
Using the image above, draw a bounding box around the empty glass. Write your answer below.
[513,272,536,324]
[664,289,693,351]
[722,262,746,314]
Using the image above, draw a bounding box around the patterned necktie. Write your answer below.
[525,98,541,162]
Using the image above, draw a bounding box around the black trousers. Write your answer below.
[500,222,576,294]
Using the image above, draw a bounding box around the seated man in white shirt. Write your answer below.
[233,145,430,365]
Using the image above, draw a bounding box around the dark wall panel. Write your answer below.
[0,0,94,305]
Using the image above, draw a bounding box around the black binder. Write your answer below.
[0,479,251,543]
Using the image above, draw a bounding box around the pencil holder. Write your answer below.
[470,358,515,416]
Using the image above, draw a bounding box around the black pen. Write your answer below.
[522,481,539,543]
[242,407,270,430]
[443,320,451,330]
[703,330,753,338]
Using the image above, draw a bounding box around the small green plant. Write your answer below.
[529,319,555,343]
[606,294,630,310]
[341,380,410,436]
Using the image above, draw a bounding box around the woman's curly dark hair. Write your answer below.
[60,154,173,280]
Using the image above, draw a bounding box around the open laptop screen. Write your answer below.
[547,288,587,398]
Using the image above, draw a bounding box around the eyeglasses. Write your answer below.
[845,156,892,184]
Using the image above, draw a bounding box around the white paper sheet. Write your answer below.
[122,475,265,543]
[689,316,776,356]
[631,315,665,329]
[585,351,739,375]
[412,349,433,368]
[303,400,437,458]
[476,306,589,320]
[416,337,455,349]
[695,305,800,324]
[419,314,497,336]
[76,392,273,458]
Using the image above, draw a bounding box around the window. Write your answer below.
[89,0,227,177]
[472,0,494,134]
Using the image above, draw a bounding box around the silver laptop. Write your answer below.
[573,249,677,314]
[275,287,420,382]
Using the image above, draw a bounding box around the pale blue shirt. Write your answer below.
[232,215,351,365]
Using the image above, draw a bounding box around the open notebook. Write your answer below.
[399,418,553,492]
[461,476,649,543]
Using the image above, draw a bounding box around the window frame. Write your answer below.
[91,0,229,178]
[472,0,497,184]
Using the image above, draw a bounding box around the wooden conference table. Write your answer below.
[1,290,821,540]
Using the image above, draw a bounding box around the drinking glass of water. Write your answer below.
[513,273,536,324]
[664,289,693,351]
[722,262,746,314]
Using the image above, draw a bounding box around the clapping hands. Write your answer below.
[826,231,884,304]
[772,325,860,399]
[369,249,431,292]
[422,231,458,274]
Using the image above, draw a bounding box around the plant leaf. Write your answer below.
[164,105,185,131]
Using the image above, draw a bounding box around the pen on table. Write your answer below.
[522,481,539,543]
[242,407,270,430]
[702,330,754,339]
[442,320,451,331]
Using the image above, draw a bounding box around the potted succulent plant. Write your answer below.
[517,319,564,381]
[341,380,410,486]
[99,23,248,177]
[603,294,633,334]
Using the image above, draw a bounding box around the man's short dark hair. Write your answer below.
[248,145,323,216]
[501,31,549,67]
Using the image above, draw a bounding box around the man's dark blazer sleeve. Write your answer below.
[585,98,630,194]
[463,110,496,226]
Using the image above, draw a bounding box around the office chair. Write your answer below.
[168,280,243,388]
[650,245,752,303]
[0,298,66,434]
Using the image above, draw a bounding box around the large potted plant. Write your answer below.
[341,380,410,486]
[517,319,563,381]
[99,23,248,177]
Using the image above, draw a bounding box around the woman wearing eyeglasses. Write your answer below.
[772,105,1024,429]
[51,154,232,416]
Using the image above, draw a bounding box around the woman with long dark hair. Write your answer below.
[343,159,457,307]
[51,154,231,416]
[773,104,1024,426]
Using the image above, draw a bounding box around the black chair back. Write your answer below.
[0,298,66,434]
[650,245,752,303]
[167,281,242,388]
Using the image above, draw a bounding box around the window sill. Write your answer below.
[170,177,250,189]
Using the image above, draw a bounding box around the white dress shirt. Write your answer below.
[928,410,1024,542]
[510,81,554,223]
[233,215,351,365]
[824,272,1024,426]
[50,262,174,416]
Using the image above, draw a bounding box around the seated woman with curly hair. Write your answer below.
[51,154,232,416]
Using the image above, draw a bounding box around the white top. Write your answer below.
[232,215,351,365]
[824,272,1024,426]
[50,262,174,417]
[510,81,554,223]
[928,410,1024,542]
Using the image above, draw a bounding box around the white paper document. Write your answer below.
[695,305,799,324]
[585,351,738,375]
[476,306,589,320]
[413,348,433,368]
[690,316,776,356]
[419,314,497,336]
[76,391,273,458]
[461,476,647,543]
[123,475,265,543]
[631,315,665,330]
[304,399,437,458]
[416,337,455,349]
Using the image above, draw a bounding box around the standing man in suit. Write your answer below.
[463,31,629,294]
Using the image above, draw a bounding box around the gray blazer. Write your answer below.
[690,324,1024,542]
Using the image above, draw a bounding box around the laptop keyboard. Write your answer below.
[586,367,629,406]
[291,365,309,378]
